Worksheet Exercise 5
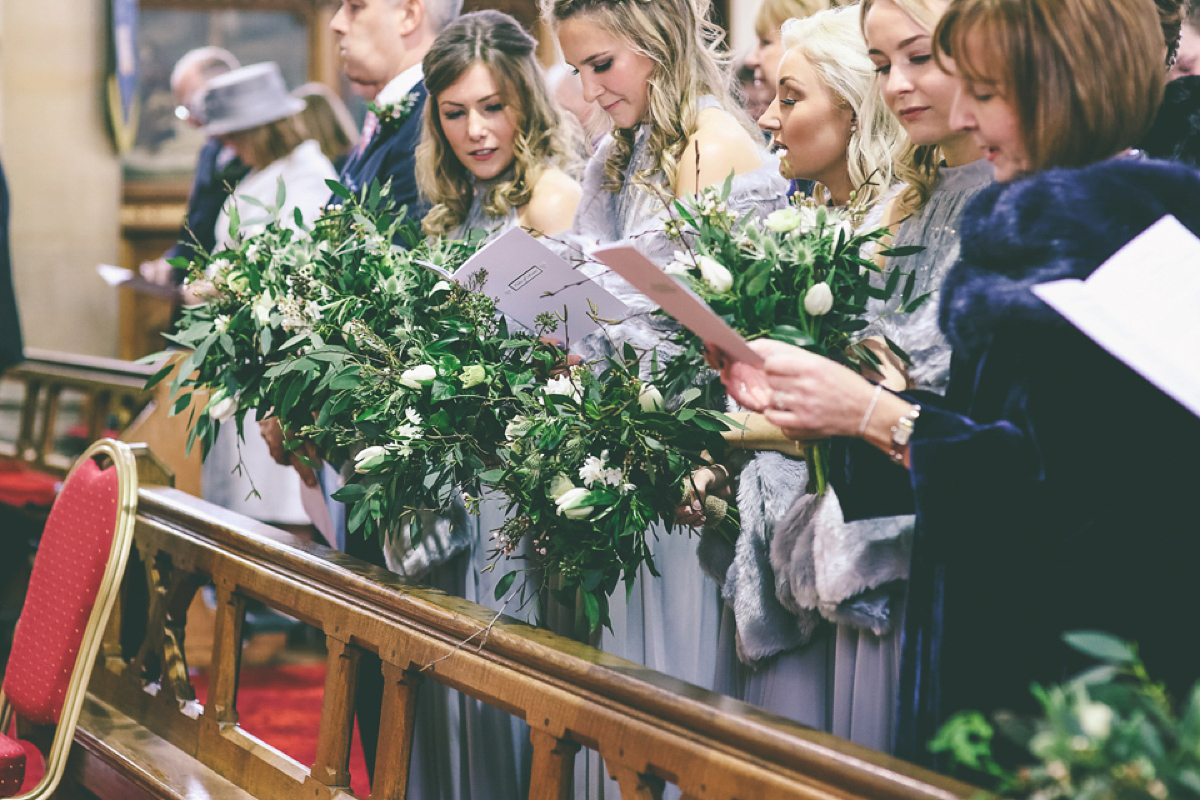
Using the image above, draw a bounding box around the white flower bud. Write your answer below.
[697,255,734,293]
[206,390,238,422]
[1078,701,1113,740]
[638,384,664,412]
[804,281,834,315]
[399,364,436,389]
[353,445,388,473]
[548,473,576,501]
[554,486,594,519]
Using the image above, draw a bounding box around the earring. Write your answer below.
[849,116,858,136]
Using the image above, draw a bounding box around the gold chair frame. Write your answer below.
[0,438,139,799]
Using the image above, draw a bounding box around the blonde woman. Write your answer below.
[417,10,581,241]
[745,0,832,102]
[544,0,786,793]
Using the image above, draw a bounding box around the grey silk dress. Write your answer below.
[712,158,992,754]
[561,101,787,798]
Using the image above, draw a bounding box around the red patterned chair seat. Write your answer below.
[0,734,24,796]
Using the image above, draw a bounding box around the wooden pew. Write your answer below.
[0,347,201,497]
[67,469,980,800]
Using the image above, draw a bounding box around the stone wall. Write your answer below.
[1,2,122,357]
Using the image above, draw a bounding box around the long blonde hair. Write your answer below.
[860,0,949,214]
[417,10,577,236]
[542,0,749,194]
[782,7,901,206]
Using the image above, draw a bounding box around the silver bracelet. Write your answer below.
[889,404,921,462]
[857,383,883,437]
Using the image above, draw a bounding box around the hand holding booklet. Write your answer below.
[592,245,765,367]
[425,228,628,340]
[1032,214,1200,419]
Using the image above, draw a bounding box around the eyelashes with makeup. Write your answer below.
[872,53,933,75]
[441,102,506,121]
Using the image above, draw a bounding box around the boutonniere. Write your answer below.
[368,91,420,133]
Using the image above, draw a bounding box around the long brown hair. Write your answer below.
[417,10,577,235]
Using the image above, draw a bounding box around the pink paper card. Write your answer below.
[592,245,765,367]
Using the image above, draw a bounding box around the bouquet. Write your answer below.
[658,180,925,492]
[932,632,1200,800]
[149,181,556,553]
[484,344,736,634]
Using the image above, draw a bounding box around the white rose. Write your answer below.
[638,384,664,412]
[459,364,486,388]
[206,391,238,422]
[804,282,834,316]
[431,280,453,295]
[697,255,733,293]
[548,473,577,501]
[554,486,594,520]
[1078,701,1113,740]
[543,374,581,403]
[353,445,388,473]
[764,207,802,233]
[399,364,436,389]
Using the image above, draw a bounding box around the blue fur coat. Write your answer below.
[830,157,1200,767]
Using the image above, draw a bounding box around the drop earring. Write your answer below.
[849,116,858,137]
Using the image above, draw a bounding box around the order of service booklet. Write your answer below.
[592,245,766,367]
[428,227,628,341]
[1032,214,1200,419]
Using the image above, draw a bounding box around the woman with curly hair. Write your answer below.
[417,10,581,241]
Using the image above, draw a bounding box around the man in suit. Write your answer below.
[332,0,461,218]
[0,156,22,374]
[140,47,249,284]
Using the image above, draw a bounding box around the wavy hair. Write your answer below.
[860,0,947,214]
[542,0,749,193]
[417,10,578,236]
[782,6,902,206]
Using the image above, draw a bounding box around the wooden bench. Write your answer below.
[0,347,200,501]
[61,464,980,800]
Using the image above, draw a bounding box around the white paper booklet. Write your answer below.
[437,227,628,341]
[1032,214,1200,419]
[592,245,766,367]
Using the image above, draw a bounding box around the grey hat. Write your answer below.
[201,62,305,136]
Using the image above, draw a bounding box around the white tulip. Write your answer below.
[399,364,437,389]
[206,392,238,422]
[1078,701,1114,740]
[804,282,834,315]
[697,255,734,293]
[554,487,594,519]
[353,445,388,473]
[638,384,664,412]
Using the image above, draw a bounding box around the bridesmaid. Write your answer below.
[544,0,786,793]
[400,12,583,800]
[417,9,581,241]
[694,4,904,742]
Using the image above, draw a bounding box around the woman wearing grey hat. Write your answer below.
[199,62,338,531]
[203,62,338,251]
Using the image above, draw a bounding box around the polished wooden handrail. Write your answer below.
[86,481,979,800]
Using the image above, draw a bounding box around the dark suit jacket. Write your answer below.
[337,82,428,226]
[167,138,248,274]
[0,156,22,372]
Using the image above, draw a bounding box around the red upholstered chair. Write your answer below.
[0,439,138,798]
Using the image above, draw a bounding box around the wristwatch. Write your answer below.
[889,404,921,462]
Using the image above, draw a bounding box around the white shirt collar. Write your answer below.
[376,63,424,105]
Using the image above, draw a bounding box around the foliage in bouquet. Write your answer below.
[148,179,557,544]
[657,179,924,491]
[931,631,1200,800]
[484,344,736,634]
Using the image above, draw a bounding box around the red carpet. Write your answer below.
[190,662,371,797]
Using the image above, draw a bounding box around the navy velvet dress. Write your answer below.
[830,157,1200,767]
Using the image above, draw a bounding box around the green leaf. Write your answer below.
[326,179,352,200]
[494,571,517,601]
[770,325,814,348]
[1062,631,1137,664]
[333,483,369,501]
